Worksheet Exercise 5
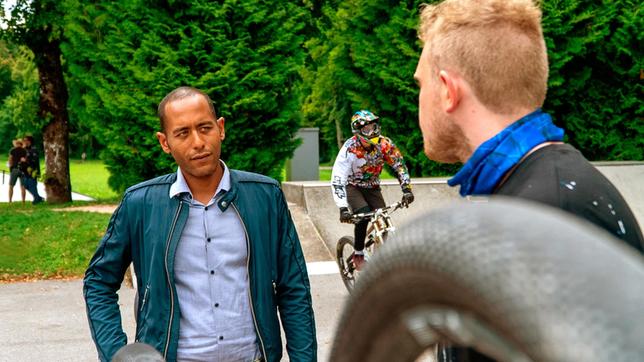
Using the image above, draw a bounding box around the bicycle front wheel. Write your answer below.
[336,236,357,292]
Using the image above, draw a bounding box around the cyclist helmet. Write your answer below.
[351,110,381,139]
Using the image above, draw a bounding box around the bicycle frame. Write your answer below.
[351,202,402,248]
[337,202,405,292]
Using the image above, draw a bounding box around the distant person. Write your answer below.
[81,151,87,163]
[331,110,414,270]
[21,136,44,204]
[414,0,644,360]
[7,139,27,203]
[84,86,317,362]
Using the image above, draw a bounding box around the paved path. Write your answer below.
[0,269,346,362]
[0,196,345,361]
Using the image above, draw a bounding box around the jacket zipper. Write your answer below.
[232,203,268,360]
[163,201,183,360]
[139,284,150,315]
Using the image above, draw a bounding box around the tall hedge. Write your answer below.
[542,0,643,161]
[64,0,312,192]
[303,0,642,176]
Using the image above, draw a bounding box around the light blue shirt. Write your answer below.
[170,163,261,362]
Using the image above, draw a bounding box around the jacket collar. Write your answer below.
[169,161,235,211]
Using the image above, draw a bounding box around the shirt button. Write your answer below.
[221,201,228,207]
[210,270,214,275]
[214,303,219,307]
[205,206,209,211]
[207,238,211,242]
[219,336,224,340]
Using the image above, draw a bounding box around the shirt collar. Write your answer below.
[169,160,231,200]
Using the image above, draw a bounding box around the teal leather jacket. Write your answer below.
[83,170,317,361]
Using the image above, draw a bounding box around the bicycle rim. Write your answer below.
[336,236,356,292]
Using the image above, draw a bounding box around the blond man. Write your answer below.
[415,0,643,359]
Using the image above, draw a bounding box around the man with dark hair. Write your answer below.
[22,136,44,204]
[84,86,317,362]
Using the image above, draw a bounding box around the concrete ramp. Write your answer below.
[595,162,644,230]
[283,162,644,253]
[282,179,463,254]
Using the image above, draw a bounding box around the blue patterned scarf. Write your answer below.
[448,109,564,196]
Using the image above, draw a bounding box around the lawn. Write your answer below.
[0,155,116,281]
[0,203,110,281]
[69,159,119,201]
[0,155,119,202]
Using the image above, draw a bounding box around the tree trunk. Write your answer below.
[32,38,71,203]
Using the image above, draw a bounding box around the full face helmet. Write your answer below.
[351,110,381,141]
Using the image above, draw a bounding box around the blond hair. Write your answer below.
[419,0,548,114]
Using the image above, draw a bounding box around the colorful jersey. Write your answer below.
[331,135,411,208]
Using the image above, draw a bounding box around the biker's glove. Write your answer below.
[339,207,352,223]
[402,189,414,207]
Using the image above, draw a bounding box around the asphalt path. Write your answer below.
[0,262,347,362]
[0,178,349,361]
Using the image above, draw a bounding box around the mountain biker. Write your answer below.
[331,110,414,270]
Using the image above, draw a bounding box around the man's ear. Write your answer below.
[217,117,225,141]
[438,70,461,113]
[156,132,171,154]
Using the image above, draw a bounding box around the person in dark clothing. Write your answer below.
[22,136,44,204]
[413,0,643,360]
[8,139,27,203]
[495,143,643,252]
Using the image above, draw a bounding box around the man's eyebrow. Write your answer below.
[172,126,189,134]
[196,119,216,126]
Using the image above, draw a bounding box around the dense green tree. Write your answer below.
[0,41,39,151]
[64,0,313,192]
[542,0,643,161]
[304,0,642,176]
[302,0,460,176]
[2,0,72,203]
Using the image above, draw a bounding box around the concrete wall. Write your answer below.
[282,163,644,253]
[282,179,463,254]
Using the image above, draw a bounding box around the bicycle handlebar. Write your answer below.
[349,201,404,224]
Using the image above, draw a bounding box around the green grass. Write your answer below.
[1,155,118,202]
[69,159,119,201]
[0,203,109,280]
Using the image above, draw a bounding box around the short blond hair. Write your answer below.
[419,0,548,114]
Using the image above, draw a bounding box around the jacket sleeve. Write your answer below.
[275,189,318,361]
[83,194,133,361]
[383,138,412,191]
[331,142,353,208]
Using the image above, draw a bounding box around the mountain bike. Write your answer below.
[336,201,404,292]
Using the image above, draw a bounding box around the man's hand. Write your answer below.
[339,207,352,223]
[402,189,414,207]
